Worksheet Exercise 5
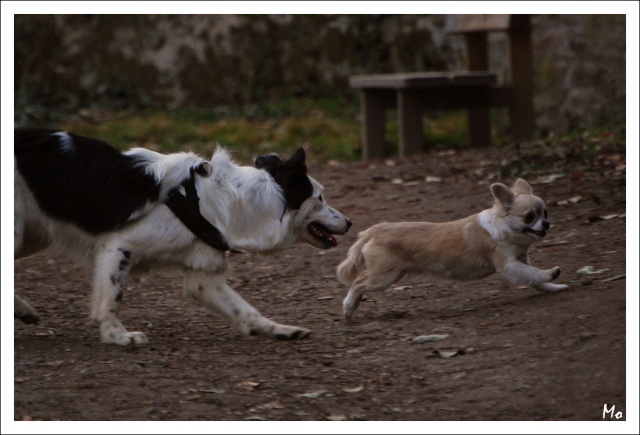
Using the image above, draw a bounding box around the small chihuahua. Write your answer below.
[337,178,568,320]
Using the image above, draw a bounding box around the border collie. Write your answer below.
[14,128,351,345]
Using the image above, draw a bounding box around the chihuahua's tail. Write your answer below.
[336,230,370,286]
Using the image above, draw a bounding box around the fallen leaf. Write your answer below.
[577,266,609,275]
[588,214,620,222]
[42,360,65,367]
[601,274,625,283]
[433,349,463,358]
[425,176,442,183]
[413,334,449,343]
[194,388,226,394]
[237,380,260,391]
[244,415,267,421]
[250,401,284,412]
[342,385,364,394]
[299,390,326,399]
[316,296,333,301]
[371,175,390,182]
[391,178,403,185]
[557,195,582,206]
[327,415,347,421]
[534,173,566,184]
[392,285,413,291]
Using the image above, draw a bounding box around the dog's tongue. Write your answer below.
[329,235,337,247]
[310,223,338,248]
[319,225,337,247]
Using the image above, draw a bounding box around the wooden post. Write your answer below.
[397,90,423,156]
[465,32,492,146]
[360,90,387,160]
[508,14,535,140]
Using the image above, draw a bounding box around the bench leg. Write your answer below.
[397,90,423,157]
[467,108,492,147]
[509,15,535,141]
[360,91,387,160]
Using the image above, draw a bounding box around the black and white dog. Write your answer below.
[14,128,351,345]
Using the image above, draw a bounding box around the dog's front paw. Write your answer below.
[549,267,561,281]
[100,323,148,345]
[546,283,568,292]
[272,325,311,340]
[533,282,568,293]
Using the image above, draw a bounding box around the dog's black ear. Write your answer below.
[257,148,312,210]
[255,154,283,174]
[491,182,515,208]
[281,148,307,175]
[279,148,313,210]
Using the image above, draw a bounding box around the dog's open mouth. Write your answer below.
[524,228,546,237]
[308,222,338,248]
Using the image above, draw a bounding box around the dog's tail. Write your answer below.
[336,230,371,286]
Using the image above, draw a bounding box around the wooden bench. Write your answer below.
[350,14,534,159]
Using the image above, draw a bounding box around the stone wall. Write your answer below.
[15,14,626,132]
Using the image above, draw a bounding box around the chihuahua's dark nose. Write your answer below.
[542,220,550,230]
[346,218,353,231]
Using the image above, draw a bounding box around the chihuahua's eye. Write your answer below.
[318,195,324,202]
[524,212,536,224]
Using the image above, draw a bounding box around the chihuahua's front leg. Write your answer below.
[498,261,568,292]
[531,281,569,292]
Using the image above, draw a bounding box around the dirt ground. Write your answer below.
[13,137,628,423]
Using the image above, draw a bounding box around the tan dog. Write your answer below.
[337,178,568,320]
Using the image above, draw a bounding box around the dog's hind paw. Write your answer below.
[343,308,355,321]
[105,331,149,346]
[16,311,40,324]
[343,295,362,321]
[15,295,40,324]
[100,323,148,345]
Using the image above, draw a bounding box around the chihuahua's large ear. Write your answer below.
[491,183,515,209]
[512,178,533,195]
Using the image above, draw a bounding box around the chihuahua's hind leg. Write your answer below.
[15,294,40,324]
[343,269,404,321]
